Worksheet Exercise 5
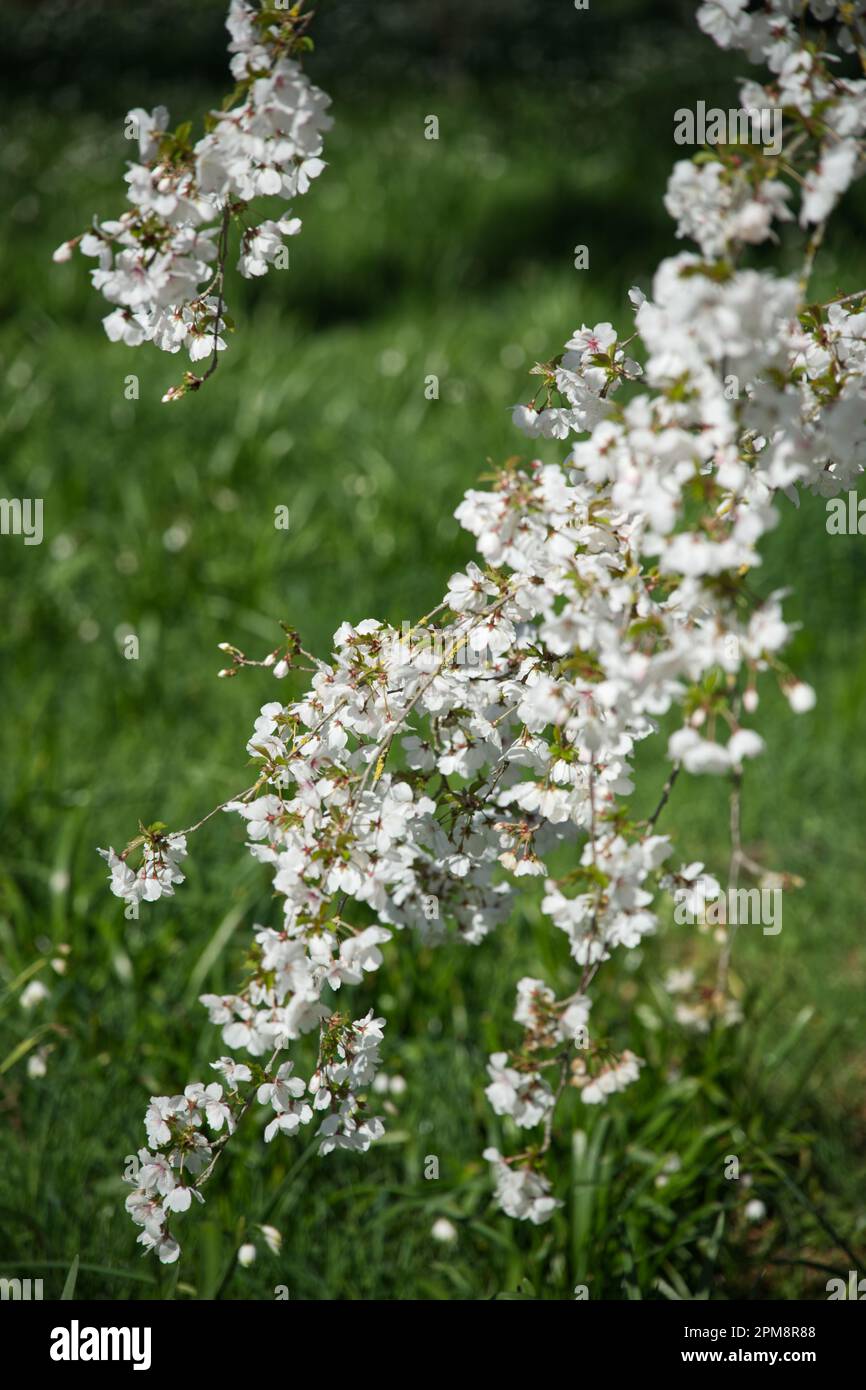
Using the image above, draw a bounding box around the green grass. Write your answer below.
[1,39,866,1299]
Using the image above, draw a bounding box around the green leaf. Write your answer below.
[0,1025,54,1075]
[61,1254,80,1300]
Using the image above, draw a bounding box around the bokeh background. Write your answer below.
[1,0,865,1300]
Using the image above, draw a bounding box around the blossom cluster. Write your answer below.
[99,832,187,905]
[107,0,865,1260]
[53,1,330,401]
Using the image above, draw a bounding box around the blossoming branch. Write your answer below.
[95,0,866,1263]
[53,0,331,402]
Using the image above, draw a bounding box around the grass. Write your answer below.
[1,10,865,1299]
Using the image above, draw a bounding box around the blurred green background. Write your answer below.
[1,0,865,1300]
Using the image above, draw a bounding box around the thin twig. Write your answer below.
[646,762,680,829]
[717,771,742,993]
